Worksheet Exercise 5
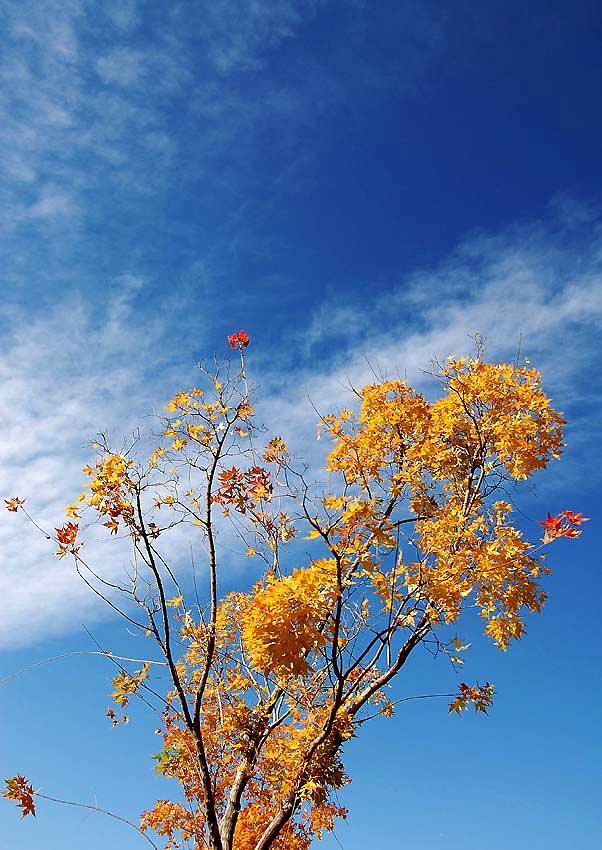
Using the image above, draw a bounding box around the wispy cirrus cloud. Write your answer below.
[106,0,139,33]
[259,199,602,485]
[0,0,444,304]
[0,201,600,649]
[0,276,205,649]
[0,0,597,650]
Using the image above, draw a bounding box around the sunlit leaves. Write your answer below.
[449,682,495,715]
[4,345,588,850]
[227,329,250,349]
[167,595,184,608]
[4,776,36,818]
[242,560,338,678]
[112,664,150,708]
[262,436,288,464]
[4,497,25,512]
[54,521,79,557]
[140,800,196,848]
[84,452,135,536]
[213,466,273,515]
[539,509,590,543]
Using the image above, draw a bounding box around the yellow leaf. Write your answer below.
[167,595,183,608]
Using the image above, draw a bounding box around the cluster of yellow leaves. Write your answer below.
[321,358,565,650]
[261,710,353,803]
[112,663,150,708]
[150,383,260,499]
[144,697,351,850]
[323,381,430,486]
[262,436,288,464]
[141,800,197,849]
[403,499,549,647]
[324,360,564,487]
[242,559,339,678]
[83,453,135,535]
[162,385,243,455]
[232,797,312,850]
[429,360,564,480]
[165,388,205,412]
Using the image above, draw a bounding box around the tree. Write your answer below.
[4,332,588,849]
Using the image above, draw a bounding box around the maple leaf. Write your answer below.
[167,595,184,608]
[4,497,25,512]
[55,522,79,547]
[238,402,254,419]
[262,436,288,464]
[4,776,36,817]
[449,682,495,715]
[106,708,119,727]
[112,664,150,708]
[560,510,590,525]
[539,512,563,532]
[227,329,250,349]
[103,518,119,535]
[539,510,590,543]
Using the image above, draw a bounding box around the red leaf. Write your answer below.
[227,330,250,349]
[4,775,36,817]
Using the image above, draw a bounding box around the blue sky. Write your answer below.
[1,1,601,848]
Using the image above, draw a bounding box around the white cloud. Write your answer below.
[96,49,146,87]
[261,201,602,485]
[26,186,78,220]
[0,3,598,651]
[0,289,197,649]
[0,0,449,317]
[0,203,599,649]
[107,0,139,32]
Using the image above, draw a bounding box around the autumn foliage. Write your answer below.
[4,776,36,818]
[4,335,586,850]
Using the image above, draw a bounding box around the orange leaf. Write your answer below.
[4,775,36,817]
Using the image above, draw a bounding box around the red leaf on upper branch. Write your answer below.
[539,510,589,543]
[227,330,250,349]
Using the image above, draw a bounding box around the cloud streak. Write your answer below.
[1,0,445,305]
[0,200,600,649]
[256,199,602,503]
